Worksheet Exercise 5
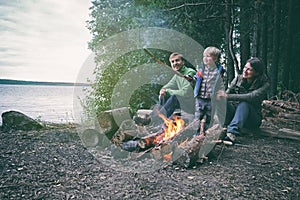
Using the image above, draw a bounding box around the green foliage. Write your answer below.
[87,0,171,51]
[84,0,300,120]
[84,0,227,118]
[83,49,171,117]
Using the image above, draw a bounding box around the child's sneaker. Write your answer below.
[223,132,235,145]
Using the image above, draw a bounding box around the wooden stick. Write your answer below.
[143,48,186,78]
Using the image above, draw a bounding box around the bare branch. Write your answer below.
[167,2,238,11]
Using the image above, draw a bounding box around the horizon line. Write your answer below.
[0,78,90,86]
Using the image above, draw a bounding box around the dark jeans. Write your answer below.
[157,94,180,118]
[194,98,212,131]
[226,101,262,136]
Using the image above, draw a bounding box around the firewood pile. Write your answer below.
[111,115,218,168]
[78,107,224,168]
[262,90,300,131]
[258,90,300,141]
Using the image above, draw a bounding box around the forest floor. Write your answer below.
[0,122,299,200]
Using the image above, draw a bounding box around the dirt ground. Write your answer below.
[0,123,299,200]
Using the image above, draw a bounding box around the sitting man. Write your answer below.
[134,52,196,126]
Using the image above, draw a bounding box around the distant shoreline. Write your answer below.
[0,79,90,87]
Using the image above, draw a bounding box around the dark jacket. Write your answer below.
[226,74,270,113]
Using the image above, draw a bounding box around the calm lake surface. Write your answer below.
[0,84,86,125]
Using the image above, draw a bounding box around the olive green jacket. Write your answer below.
[163,66,196,97]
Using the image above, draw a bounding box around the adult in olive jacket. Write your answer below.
[217,57,270,144]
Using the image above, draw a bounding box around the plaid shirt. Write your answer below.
[198,66,219,99]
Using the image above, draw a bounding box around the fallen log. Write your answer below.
[81,129,102,147]
[278,112,300,121]
[95,107,131,140]
[172,124,221,168]
[262,100,299,114]
[259,127,300,141]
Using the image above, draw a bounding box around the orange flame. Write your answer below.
[163,152,173,161]
[154,113,185,144]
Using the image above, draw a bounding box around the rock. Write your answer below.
[1,111,44,131]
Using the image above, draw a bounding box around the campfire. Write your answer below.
[152,113,185,145]
[105,108,221,167]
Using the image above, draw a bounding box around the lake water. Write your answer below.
[0,84,87,125]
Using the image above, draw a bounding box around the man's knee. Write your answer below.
[167,95,178,102]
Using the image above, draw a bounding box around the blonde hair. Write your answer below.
[203,46,221,60]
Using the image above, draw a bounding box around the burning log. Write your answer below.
[116,114,223,168]
[119,115,199,152]
[172,124,221,168]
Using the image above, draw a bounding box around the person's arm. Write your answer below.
[225,76,239,94]
[162,75,177,90]
[227,81,270,102]
[166,80,193,97]
[163,67,196,97]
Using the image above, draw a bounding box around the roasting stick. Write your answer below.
[143,48,186,78]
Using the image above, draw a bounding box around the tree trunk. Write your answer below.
[270,0,280,97]
[239,0,251,70]
[224,0,236,85]
[259,0,269,74]
[290,1,300,93]
[282,0,293,91]
[252,1,260,57]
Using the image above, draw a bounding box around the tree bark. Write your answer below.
[270,0,280,97]
[224,0,236,85]
[289,1,300,93]
[282,0,293,90]
[252,1,260,57]
[172,124,221,168]
[239,0,251,70]
[260,128,300,141]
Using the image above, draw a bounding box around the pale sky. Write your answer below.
[0,0,92,82]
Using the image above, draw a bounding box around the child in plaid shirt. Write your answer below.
[193,47,225,136]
